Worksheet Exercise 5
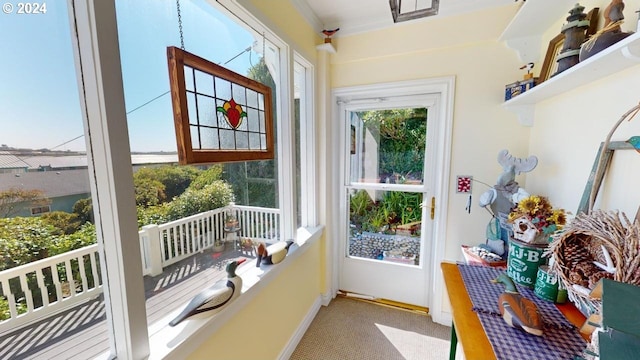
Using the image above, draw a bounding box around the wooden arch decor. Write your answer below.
[167,46,274,165]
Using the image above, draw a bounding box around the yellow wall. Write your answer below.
[188,240,322,360]
[331,4,530,262]
[527,0,640,218]
[240,0,320,60]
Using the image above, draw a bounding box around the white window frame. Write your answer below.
[294,54,317,229]
[67,0,320,359]
[30,205,51,215]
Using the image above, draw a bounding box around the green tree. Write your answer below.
[72,197,94,224]
[134,177,166,206]
[133,165,200,202]
[0,188,48,218]
[359,108,427,181]
[41,211,81,235]
[167,181,235,220]
[189,165,223,190]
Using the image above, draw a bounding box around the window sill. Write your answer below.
[144,225,324,360]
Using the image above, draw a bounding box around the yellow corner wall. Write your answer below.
[242,0,320,60]
[330,4,530,262]
[187,240,322,360]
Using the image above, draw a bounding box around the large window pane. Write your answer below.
[115,0,280,331]
[0,1,107,357]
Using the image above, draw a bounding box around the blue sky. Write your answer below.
[0,0,259,152]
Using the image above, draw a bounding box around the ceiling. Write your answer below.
[292,0,519,37]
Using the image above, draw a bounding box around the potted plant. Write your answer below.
[224,213,239,231]
[213,238,225,252]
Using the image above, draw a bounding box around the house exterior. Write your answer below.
[0,170,91,217]
[4,0,639,359]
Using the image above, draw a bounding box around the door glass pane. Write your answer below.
[348,189,422,266]
[349,108,427,184]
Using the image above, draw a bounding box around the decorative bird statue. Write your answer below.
[169,258,246,326]
[256,240,295,267]
[322,28,340,43]
[627,136,640,153]
[519,62,535,80]
[492,273,544,336]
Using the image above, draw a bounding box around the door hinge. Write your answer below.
[430,196,435,220]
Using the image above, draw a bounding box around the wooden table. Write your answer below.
[441,262,587,360]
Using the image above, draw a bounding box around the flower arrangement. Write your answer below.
[508,195,567,244]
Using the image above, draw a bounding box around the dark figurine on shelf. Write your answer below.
[492,273,544,336]
[556,4,591,75]
[580,0,633,61]
[169,258,245,326]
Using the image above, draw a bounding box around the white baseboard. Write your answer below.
[431,311,452,327]
[278,295,322,360]
[320,291,334,306]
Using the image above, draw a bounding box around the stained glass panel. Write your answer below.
[168,46,274,164]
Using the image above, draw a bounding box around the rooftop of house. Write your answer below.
[0,152,179,171]
[0,170,91,198]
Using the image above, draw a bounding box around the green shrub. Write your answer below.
[134,177,166,207]
[137,204,170,228]
[73,197,94,224]
[0,217,60,271]
[167,181,235,220]
[50,223,97,256]
[41,211,81,235]
[134,165,200,201]
[190,165,223,190]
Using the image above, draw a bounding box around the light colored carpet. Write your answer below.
[290,296,451,360]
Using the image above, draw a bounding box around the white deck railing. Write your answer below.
[0,204,279,333]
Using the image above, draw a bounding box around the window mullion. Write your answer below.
[70,0,149,358]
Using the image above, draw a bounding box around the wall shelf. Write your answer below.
[503,32,640,126]
[499,0,575,62]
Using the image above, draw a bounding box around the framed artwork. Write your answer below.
[585,7,600,40]
[538,34,565,83]
[167,46,274,165]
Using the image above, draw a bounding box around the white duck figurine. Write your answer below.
[169,258,245,326]
[256,240,295,267]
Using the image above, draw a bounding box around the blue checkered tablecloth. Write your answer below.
[457,264,587,360]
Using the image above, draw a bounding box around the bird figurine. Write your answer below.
[322,28,339,43]
[169,258,246,326]
[627,136,640,153]
[492,273,544,336]
[519,62,535,80]
[256,240,295,267]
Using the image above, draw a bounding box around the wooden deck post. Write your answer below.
[142,224,163,276]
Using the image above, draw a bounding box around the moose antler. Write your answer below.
[497,149,538,175]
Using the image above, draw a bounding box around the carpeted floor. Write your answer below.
[290,296,451,360]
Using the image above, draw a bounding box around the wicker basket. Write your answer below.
[547,210,640,316]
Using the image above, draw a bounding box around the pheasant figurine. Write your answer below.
[492,273,544,336]
[256,240,295,267]
[169,258,245,326]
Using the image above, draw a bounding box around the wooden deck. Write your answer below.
[0,245,255,359]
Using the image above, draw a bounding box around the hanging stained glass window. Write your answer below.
[167,46,274,164]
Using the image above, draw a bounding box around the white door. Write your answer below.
[338,94,440,307]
